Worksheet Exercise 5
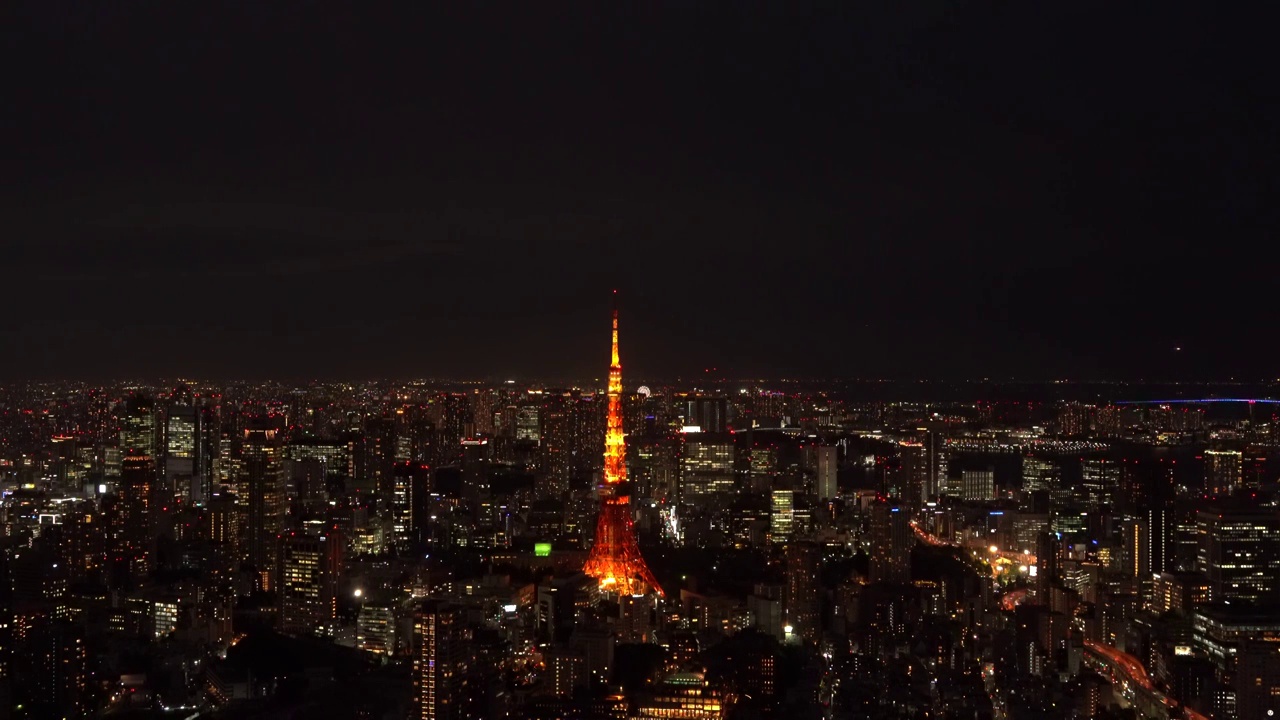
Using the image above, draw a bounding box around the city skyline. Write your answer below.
[4,347,1280,718]
[4,4,1279,718]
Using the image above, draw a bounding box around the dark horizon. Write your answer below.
[6,2,1277,381]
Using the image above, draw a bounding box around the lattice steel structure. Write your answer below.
[582,302,664,597]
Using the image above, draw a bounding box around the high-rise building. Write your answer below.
[1204,450,1243,496]
[1035,531,1061,604]
[1196,509,1280,605]
[1146,507,1175,577]
[392,461,432,551]
[545,646,586,697]
[286,437,347,508]
[770,489,795,543]
[1023,456,1063,502]
[113,453,155,582]
[1123,517,1149,580]
[23,619,86,719]
[514,405,540,443]
[1081,458,1120,509]
[436,394,473,465]
[357,604,397,655]
[962,469,996,501]
[413,599,470,720]
[539,394,574,498]
[119,394,157,457]
[684,396,729,433]
[1237,640,1280,720]
[679,433,734,503]
[242,425,285,589]
[166,401,199,503]
[207,490,239,575]
[785,541,821,642]
[277,530,342,635]
[0,550,11,710]
[363,415,398,503]
[816,445,838,501]
[868,502,912,584]
[899,440,930,506]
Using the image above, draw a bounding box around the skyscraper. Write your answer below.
[436,393,473,465]
[392,461,432,551]
[357,604,397,655]
[207,490,239,576]
[816,445,838,501]
[785,541,821,642]
[514,405,540,443]
[277,530,342,635]
[114,453,155,582]
[679,433,735,503]
[582,301,663,596]
[899,440,929,506]
[118,394,157,457]
[1081,458,1120,509]
[1237,640,1280,720]
[684,396,729,433]
[242,424,285,589]
[0,550,11,711]
[166,401,199,503]
[1203,449,1242,496]
[770,489,795,543]
[413,599,469,720]
[1196,509,1280,604]
[961,468,996,502]
[868,501,912,584]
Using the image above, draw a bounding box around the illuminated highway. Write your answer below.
[910,522,949,547]
[1082,640,1209,720]
[910,522,1037,565]
[917,520,1206,720]
[1000,588,1028,612]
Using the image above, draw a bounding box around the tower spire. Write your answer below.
[583,296,663,596]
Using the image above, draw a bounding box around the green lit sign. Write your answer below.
[534,543,552,557]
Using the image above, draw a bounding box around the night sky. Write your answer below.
[5,2,1276,381]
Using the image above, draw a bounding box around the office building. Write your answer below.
[899,440,930,506]
[119,394,157,457]
[277,530,342,635]
[962,468,996,502]
[1196,509,1280,605]
[1237,640,1280,720]
[1204,450,1242,496]
[166,401,199,503]
[680,433,735,503]
[114,453,155,582]
[770,489,795,543]
[357,604,397,655]
[1081,458,1120,509]
[242,425,285,589]
[785,541,821,642]
[684,396,729,433]
[869,502,912,584]
[413,600,470,720]
[392,461,432,551]
[816,445,838,501]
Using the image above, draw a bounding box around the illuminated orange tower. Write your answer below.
[582,299,664,596]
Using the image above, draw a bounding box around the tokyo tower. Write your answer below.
[582,299,664,597]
